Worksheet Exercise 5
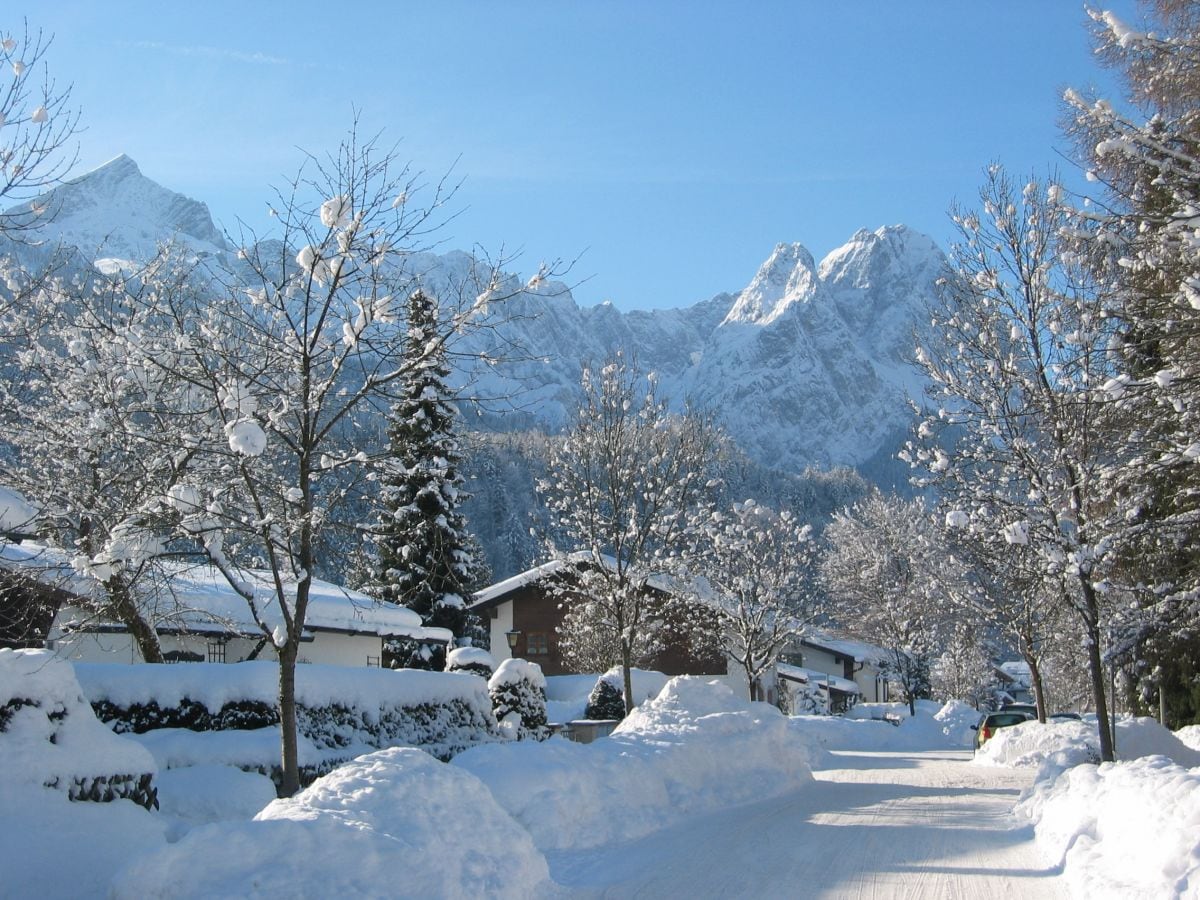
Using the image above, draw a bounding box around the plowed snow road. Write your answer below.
[547,749,1066,899]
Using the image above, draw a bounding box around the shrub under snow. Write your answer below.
[446,646,496,680]
[488,658,549,740]
[111,747,551,900]
[583,666,672,720]
[453,676,814,851]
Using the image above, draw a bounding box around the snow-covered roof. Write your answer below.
[801,631,891,667]
[470,552,679,609]
[776,663,860,695]
[1,542,448,644]
[0,486,39,535]
[997,660,1031,685]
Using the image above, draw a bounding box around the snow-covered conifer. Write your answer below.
[363,289,482,654]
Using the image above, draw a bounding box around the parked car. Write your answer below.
[971,709,1036,751]
[1049,711,1082,721]
[1000,703,1039,718]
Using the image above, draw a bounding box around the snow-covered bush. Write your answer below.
[1017,756,1200,899]
[446,646,496,680]
[583,666,671,720]
[583,672,626,720]
[111,747,552,899]
[454,676,814,851]
[489,658,549,740]
[76,661,500,782]
[0,649,158,809]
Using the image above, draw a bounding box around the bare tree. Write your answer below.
[537,354,722,715]
[820,493,949,716]
[0,252,203,662]
[686,498,820,702]
[0,21,80,236]
[147,129,553,795]
[908,167,1123,759]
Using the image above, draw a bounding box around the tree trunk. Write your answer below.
[1083,617,1115,762]
[1020,641,1048,723]
[107,576,163,664]
[621,641,635,717]
[277,641,300,797]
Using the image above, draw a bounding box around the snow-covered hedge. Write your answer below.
[76,661,501,779]
[1,649,158,809]
[111,747,551,900]
[1017,756,1200,898]
[453,676,814,851]
[488,658,549,740]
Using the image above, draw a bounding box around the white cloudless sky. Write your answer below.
[8,1,1137,310]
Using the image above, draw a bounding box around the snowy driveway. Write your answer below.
[546,749,1066,898]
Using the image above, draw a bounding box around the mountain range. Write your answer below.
[2,154,944,478]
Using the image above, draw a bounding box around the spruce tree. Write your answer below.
[369,290,480,659]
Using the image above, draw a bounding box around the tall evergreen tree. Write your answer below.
[368,289,480,660]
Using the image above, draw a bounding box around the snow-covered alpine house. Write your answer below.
[0,542,451,666]
[469,556,892,708]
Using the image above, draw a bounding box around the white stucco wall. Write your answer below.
[485,602,515,663]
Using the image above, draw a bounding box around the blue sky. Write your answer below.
[12,2,1135,310]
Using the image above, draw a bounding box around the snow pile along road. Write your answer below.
[1017,755,1200,899]
[111,747,552,899]
[453,676,814,850]
[975,715,1200,773]
[791,699,981,756]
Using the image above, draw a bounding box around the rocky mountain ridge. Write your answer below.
[2,155,944,475]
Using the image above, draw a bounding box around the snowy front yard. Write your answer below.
[3,649,1199,899]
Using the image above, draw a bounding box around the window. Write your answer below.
[206,640,226,663]
[526,631,550,656]
[366,655,381,667]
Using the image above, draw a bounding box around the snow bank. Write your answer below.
[1176,724,1200,752]
[0,784,167,900]
[0,650,167,898]
[544,673,596,723]
[112,748,551,900]
[791,700,980,755]
[975,716,1200,772]
[453,676,813,851]
[1017,756,1200,899]
[0,649,156,792]
[155,765,277,838]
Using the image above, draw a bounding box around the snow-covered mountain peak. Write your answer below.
[723,241,822,325]
[819,224,942,291]
[5,154,228,261]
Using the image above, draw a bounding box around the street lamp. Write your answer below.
[505,629,521,654]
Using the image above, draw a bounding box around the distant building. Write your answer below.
[468,556,725,679]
